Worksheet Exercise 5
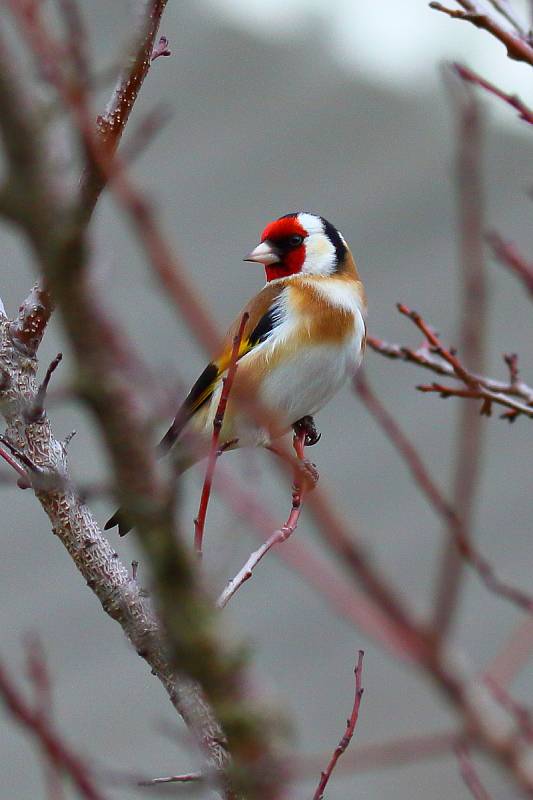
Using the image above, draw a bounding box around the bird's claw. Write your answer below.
[293,415,321,447]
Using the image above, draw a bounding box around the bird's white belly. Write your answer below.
[251,333,363,444]
[261,346,347,420]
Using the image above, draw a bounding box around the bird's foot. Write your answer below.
[292,415,321,447]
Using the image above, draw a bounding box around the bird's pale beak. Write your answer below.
[243,240,281,265]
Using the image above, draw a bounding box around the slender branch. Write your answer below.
[81,0,171,214]
[487,231,533,298]
[194,312,248,557]
[25,635,66,800]
[371,301,533,421]
[354,374,533,613]
[0,654,107,800]
[0,443,30,483]
[483,676,533,741]
[216,428,308,609]
[429,1,533,66]
[312,651,365,800]
[4,0,171,351]
[454,62,533,125]
[485,0,528,36]
[434,77,487,636]
[455,742,494,800]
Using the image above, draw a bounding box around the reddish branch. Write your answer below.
[312,651,365,800]
[216,427,308,608]
[0,655,107,800]
[454,62,533,125]
[455,742,494,800]
[483,676,533,741]
[27,353,63,423]
[84,0,170,211]
[355,374,533,613]
[434,79,487,636]
[369,304,533,420]
[487,231,533,298]
[194,312,248,556]
[429,1,533,67]
[5,0,170,353]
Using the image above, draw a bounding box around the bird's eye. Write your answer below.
[289,235,303,247]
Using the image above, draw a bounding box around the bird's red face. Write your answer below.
[244,212,347,283]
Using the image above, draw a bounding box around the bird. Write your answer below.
[105,211,367,535]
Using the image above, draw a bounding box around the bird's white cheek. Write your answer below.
[301,234,336,276]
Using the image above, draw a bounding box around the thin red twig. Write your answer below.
[368,327,533,421]
[354,373,533,613]
[0,656,107,800]
[194,311,248,557]
[6,0,170,353]
[487,231,533,298]
[429,1,533,67]
[312,651,365,800]
[454,62,533,125]
[455,742,494,800]
[25,635,65,800]
[216,427,308,608]
[0,444,30,483]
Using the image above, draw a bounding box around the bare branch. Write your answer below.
[82,0,170,213]
[429,1,533,65]
[312,651,365,800]
[0,653,107,800]
[355,374,533,613]
[454,62,533,125]
[434,76,487,636]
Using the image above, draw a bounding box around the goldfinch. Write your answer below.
[106,212,367,535]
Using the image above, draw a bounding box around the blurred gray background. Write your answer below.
[2,0,533,797]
